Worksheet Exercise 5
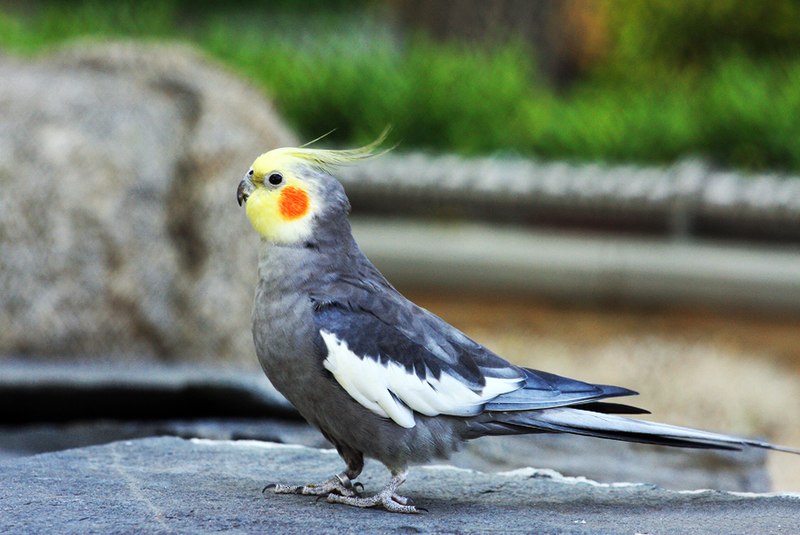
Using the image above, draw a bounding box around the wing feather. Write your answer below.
[310,255,645,426]
[319,325,521,428]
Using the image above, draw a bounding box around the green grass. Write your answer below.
[2,1,800,173]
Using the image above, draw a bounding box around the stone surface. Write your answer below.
[0,417,773,493]
[0,359,294,423]
[0,42,296,364]
[453,434,771,493]
[0,437,797,534]
[0,359,774,492]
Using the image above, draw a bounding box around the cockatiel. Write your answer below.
[236,136,798,513]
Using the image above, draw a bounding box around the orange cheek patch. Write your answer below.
[278,186,310,220]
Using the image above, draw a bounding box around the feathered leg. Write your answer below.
[267,440,365,497]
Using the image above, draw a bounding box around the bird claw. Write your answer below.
[268,473,360,498]
[324,470,422,514]
[270,470,422,513]
[326,491,423,514]
[392,494,412,506]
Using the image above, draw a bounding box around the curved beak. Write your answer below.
[237,177,254,207]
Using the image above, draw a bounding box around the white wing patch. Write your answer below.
[320,330,521,429]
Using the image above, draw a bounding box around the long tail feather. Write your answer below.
[478,407,800,454]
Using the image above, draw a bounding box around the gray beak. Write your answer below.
[237,177,254,207]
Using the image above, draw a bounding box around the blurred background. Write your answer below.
[1,0,799,491]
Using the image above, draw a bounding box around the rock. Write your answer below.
[0,359,295,424]
[0,42,296,364]
[452,434,770,493]
[224,421,771,493]
[0,359,772,492]
[0,416,773,493]
[0,437,797,534]
[0,418,322,460]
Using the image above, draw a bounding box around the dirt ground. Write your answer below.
[405,289,800,492]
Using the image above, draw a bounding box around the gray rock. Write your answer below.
[0,417,772,493]
[228,421,771,493]
[0,359,772,492]
[0,418,322,459]
[0,42,296,364]
[453,434,770,493]
[0,437,797,534]
[0,359,294,423]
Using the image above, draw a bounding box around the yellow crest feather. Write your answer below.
[271,127,393,172]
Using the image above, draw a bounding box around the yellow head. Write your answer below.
[237,132,389,244]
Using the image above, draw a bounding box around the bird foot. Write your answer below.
[325,470,424,514]
[266,472,360,497]
[326,490,422,513]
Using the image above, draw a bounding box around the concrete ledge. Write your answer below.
[352,217,800,313]
[1,437,797,534]
[342,154,800,241]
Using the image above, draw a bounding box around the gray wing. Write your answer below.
[312,280,637,428]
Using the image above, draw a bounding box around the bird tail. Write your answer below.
[469,407,800,454]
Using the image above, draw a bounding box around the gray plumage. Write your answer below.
[240,160,798,513]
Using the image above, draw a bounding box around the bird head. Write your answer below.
[237,132,389,244]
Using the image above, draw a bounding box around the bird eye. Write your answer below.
[268,172,283,186]
[247,169,254,177]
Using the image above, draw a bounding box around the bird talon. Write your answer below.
[335,472,353,490]
[268,475,361,498]
[390,494,410,505]
[321,471,421,513]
